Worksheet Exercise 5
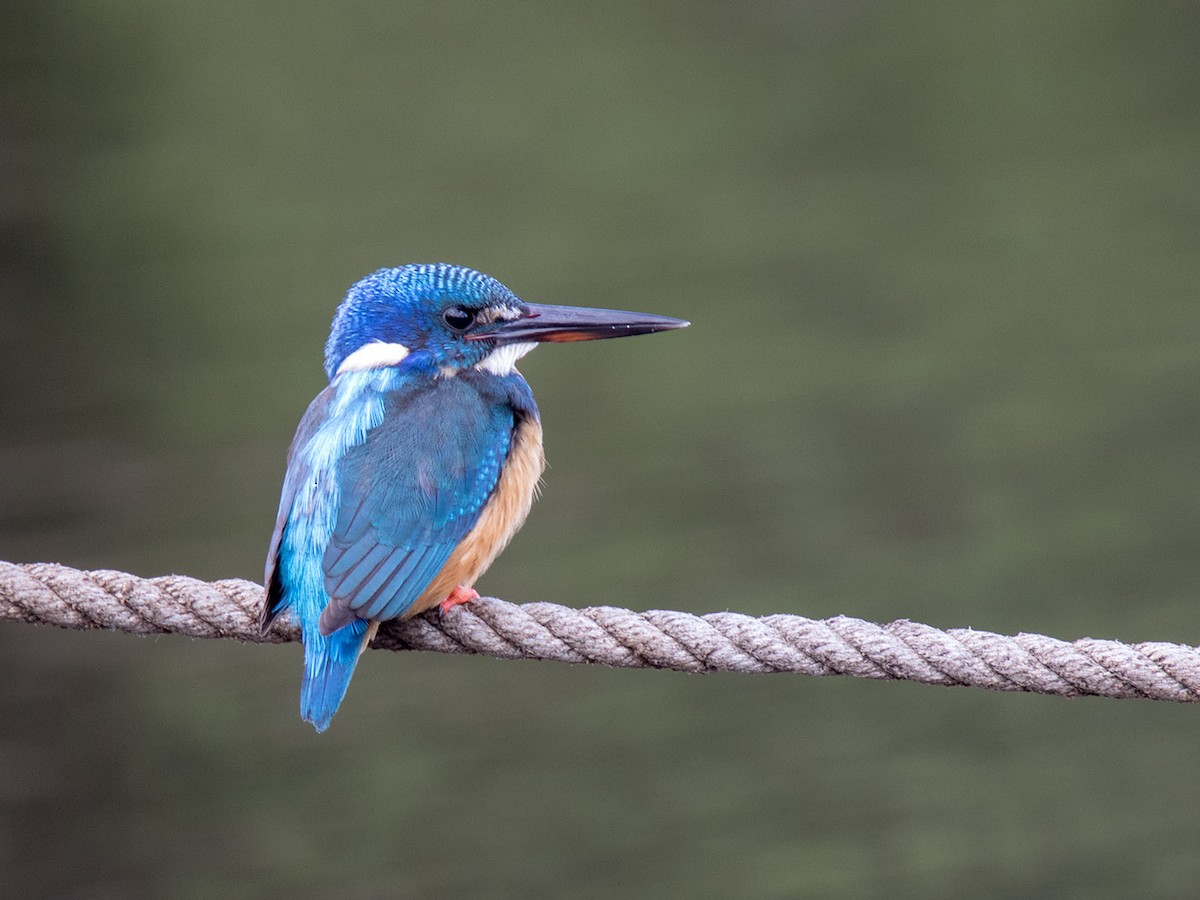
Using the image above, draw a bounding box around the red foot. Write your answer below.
[438,585,479,619]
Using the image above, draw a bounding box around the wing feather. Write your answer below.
[316,377,514,635]
[357,545,442,620]
[326,541,393,596]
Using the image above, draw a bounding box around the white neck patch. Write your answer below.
[476,341,538,376]
[336,341,411,376]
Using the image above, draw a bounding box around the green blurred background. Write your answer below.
[3,2,1199,897]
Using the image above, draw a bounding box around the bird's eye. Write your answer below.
[442,306,476,331]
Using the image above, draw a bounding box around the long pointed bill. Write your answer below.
[478,302,690,344]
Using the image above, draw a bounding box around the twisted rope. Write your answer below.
[1,561,1198,703]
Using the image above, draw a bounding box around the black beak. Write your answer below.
[476,302,689,344]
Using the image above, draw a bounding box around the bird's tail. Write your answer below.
[300,618,374,732]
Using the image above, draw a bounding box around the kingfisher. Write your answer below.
[260,263,687,731]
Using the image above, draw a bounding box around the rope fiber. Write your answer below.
[2,560,1198,703]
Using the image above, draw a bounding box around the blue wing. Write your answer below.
[316,376,514,634]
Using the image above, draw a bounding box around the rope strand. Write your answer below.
[2,561,1197,703]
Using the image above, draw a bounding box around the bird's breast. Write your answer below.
[413,413,545,613]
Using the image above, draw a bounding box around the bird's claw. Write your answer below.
[437,585,479,622]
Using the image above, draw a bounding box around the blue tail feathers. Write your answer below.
[300,618,372,732]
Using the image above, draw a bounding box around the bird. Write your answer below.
[260,263,688,731]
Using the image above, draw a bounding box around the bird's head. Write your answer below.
[324,263,688,380]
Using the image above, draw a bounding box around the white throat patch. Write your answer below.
[336,341,411,376]
[476,341,538,376]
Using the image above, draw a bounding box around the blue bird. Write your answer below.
[260,263,688,731]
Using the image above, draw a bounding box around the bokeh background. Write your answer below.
[3,3,1200,897]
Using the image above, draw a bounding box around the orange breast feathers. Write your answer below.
[409,415,545,616]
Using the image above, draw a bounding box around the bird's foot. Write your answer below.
[438,585,479,620]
